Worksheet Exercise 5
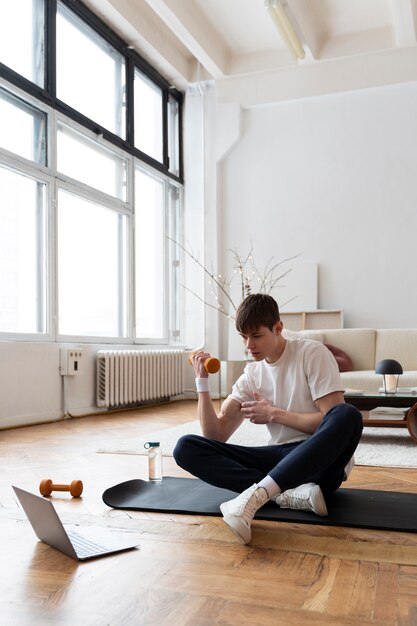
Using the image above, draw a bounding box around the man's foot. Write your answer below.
[275,482,328,517]
[220,484,269,544]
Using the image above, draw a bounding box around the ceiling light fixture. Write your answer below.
[265,0,305,60]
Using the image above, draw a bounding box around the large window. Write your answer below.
[0,0,183,343]
[0,166,46,334]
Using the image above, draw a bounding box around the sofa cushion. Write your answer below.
[283,329,324,343]
[324,343,353,372]
[321,329,376,371]
[376,329,417,371]
[341,371,381,392]
[342,370,417,393]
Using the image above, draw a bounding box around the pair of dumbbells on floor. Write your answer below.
[39,478,83,498]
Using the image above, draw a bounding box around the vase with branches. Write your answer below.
[169,236,299,323]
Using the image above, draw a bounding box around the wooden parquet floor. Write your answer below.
[1,399,417,626]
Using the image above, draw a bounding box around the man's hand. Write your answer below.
[190,351,210,378]
[241,392,274,424]
[241,390,345,433]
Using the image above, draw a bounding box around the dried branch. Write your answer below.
[168,236,238,312]
[180,284,233,318]
[169,236,300,318]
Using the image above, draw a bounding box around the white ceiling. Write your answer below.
[83,0,417,105]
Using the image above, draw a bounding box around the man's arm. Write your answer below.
[241,391,345,434]
[191,351,244,441]
[198,393,244,441]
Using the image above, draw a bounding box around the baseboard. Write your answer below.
[0,405,103,429]
[0,410,63,430]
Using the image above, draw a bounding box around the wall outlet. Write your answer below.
[60,348,83,376]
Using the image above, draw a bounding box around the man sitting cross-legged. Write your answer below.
[173,293,363,544]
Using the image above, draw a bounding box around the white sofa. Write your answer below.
[289,328,417,392]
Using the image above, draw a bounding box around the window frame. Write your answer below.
[0,0,183,345]
[0,0,183,182]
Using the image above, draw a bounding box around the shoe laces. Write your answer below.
[235,487,265,517]
[281,484,312,508]
[284,491,309,508]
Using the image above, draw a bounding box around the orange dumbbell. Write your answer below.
[188,352,221,374]
[39,478,83,498]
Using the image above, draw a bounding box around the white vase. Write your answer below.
[220,360,247,397]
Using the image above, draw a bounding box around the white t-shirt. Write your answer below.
[229,337,344,445]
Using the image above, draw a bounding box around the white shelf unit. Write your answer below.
[280,309,343,331]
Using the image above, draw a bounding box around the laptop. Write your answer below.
[13,485,139,561]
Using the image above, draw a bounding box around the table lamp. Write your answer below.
[375,359,403,394]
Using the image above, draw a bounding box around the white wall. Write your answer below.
[217,80,417,330]
[0,342,126,429]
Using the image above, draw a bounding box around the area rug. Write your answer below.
[97,419,417,468]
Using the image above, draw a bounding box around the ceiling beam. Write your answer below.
[216,46,417,107]
[82,0,195,87]
[144,0,229,78]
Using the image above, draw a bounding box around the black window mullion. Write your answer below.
[178,93,184,182]
[126,55,135,150]
[162,88,169,171]
[45,0,56,99]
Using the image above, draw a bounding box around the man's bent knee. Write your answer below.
[173,434,201,465]
[325,402,363,433]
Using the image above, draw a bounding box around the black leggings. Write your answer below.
[173,403,363,496]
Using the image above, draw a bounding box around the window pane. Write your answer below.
[134,70,163,162]
[57,123,127,200]
[0,0,44,86]
[135,169,164,338]
[168,95,180,176]
[0,88,46,164]
[0,166,46,334]
[56,3,126,138]
[57,190,127,337]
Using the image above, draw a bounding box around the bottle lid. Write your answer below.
[144,441,160,448]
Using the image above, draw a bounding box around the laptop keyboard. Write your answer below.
[67,530,108,557]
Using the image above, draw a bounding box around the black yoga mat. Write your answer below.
[102,477,417,533]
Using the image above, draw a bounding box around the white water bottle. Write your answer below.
[144,441,163,482]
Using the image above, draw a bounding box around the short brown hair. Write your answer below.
[235,294,280,334]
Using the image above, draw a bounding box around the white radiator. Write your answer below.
[96,349,184,408]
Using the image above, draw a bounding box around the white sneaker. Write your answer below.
[275,482,328,517]
[220,484,269,544]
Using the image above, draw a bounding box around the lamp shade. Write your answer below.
[375,359,403,375]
